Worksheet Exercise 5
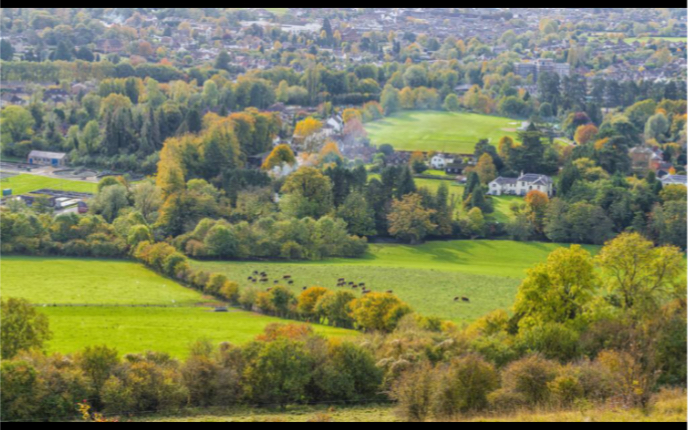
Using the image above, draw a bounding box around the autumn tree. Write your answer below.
[262,144,296,170]
[513,245,598,329]
[349,292,412,332]
[387,193,437,244]
[596,232,685,314]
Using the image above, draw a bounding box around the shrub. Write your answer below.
[432,354,499,417]
[487,389,528,412]
[219,281,240,305]
[515,323,581,362]
[501,354,559,406]
[548,374,584,407]
[390,363,437,422]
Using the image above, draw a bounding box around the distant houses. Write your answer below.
[27,151,68,167]
[488,173,554,197]
[661,175,687,187]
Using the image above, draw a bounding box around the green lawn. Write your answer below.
[2,256,356,358]
[0,173,97,195]
[1,257,203,306]
[194,241,600,323]
[365,111,519,154]
[41,306,354,358]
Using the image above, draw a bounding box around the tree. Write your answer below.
[336,191,377,237]
[443,94,461,112]
[262,144,296,170]
[596,232,685,314]
[513,245,598,329]
[280,167,334,219]
[388,193,437,244]
[349,292,412,332]
[471,153,498,185]
[314,290,356,328]
[1,39,15,61]
[215,50,231,71]
[525,190,549,235]
[1,298,51,359]
[0,106,34,154]
[381,84,400,115]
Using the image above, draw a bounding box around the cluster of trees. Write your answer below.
[2,233,684,422]
[0,200,128,258]
[0,322,383,421]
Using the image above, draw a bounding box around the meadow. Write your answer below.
[1,256,203,305]
[40,306,355,358]
[0,173,97,195]
[365,111,519,154]
[195,240,600,323]
[1,257,355,358]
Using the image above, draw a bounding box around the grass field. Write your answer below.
[194,241,600,323]
[0,173,97,195]
[1,257,203,305]
[365,111,519,154]
[40,306,355,358]
[1,257,356,357]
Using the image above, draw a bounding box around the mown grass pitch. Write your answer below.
[365,111,519,154]
[195,240,601,323]
[0,173,97,195]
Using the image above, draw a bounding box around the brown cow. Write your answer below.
[462,297,470,303]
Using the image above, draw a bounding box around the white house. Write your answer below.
[488,173,554,197]
[27,150,68,167]
[660,175,687,187]
[430,154,453,170]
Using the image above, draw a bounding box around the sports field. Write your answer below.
[194,240,601,323]
[365,111,519,154]
[0,173,97,195]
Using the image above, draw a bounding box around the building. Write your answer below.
[660,175,687,187]
[430,154,453,170]
[514,58,571,82]
[27,151,68,167]
[489,173,554,197]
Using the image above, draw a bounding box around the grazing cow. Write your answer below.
[338,278,345,282]
[253,271,259,275]
[386,290,394,294]
[252,279,257,283]
[454,297,459,302]
[462,297,470,303]
[288,280,294,285]
[274,280,279,284]
[360,283,366,287]
[283,275,292,279]
[248,277,253,281]
[352,285,358,289]
[260,279,268,283]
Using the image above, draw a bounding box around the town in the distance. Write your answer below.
[0,8,686,423]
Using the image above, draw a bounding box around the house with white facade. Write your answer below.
[488,173,554,197]
[430,154,453,170]
[660,175,687,187]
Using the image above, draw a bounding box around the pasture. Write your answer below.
[1,257,356,358]
[0,173,97,195]
[365,111,519,154]
[1,257,202,305]
[41,306,355,358]
[195,241,601,323]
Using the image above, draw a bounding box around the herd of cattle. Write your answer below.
[245,271,471,303]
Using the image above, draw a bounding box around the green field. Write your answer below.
[41,307,354,358]
[365,111,519,154]
[1,257,204,305]
[0,173,97,195]
[1,257,355,357]
[195,241,600,323]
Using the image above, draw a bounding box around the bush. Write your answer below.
[516,323,581,362]
[548,374,584,407]
[432,354,499,417]
[390,363,437,422]
[487,389,528,412]
[500,354,559,406]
